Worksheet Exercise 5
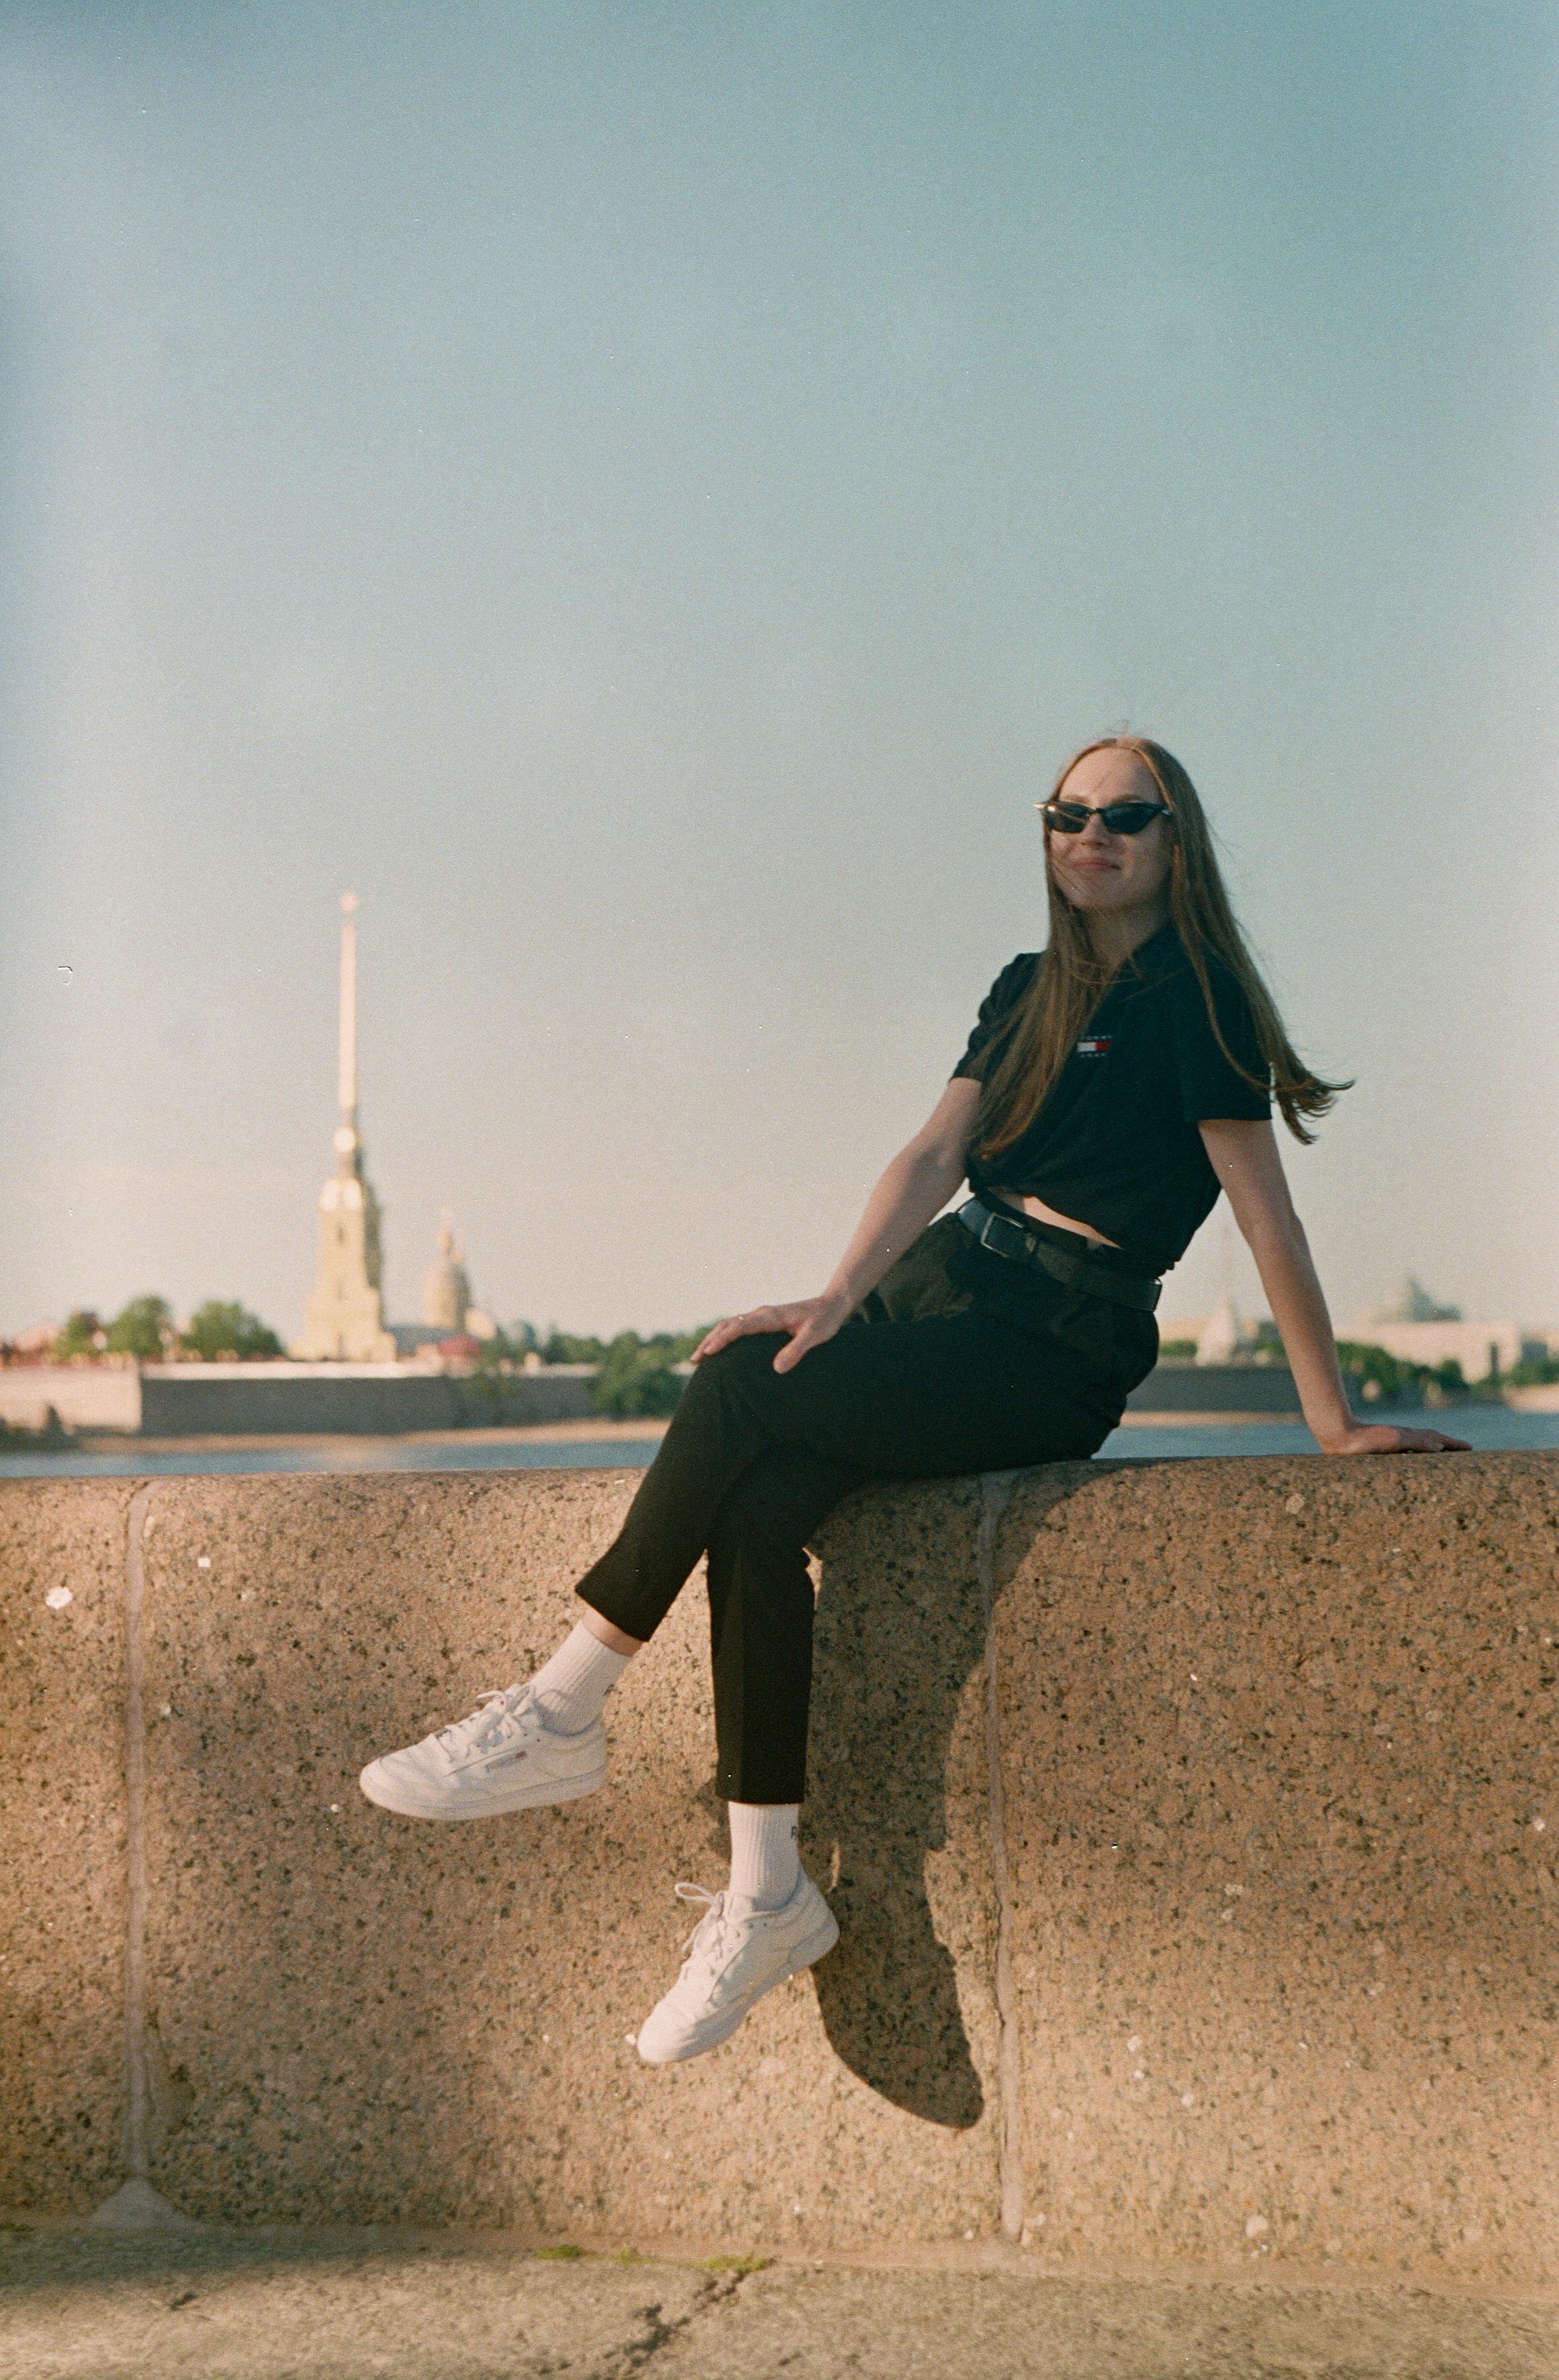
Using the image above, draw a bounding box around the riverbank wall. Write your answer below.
[9,1358,1544,1442]
[4,1453,1556,2284]
[1,1358,1297,1441]
[0,1363,601,1437]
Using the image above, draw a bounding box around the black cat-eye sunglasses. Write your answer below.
[1036,797,1173,837]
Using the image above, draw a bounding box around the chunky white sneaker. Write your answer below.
[358,1684,606,1820]
[635,1873,839,2065]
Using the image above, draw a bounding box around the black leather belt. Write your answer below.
[956,1197,1161,1312]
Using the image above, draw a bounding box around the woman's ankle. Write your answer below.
[726,1800,801,1911]
[530,1620,634,1734]
[579,1607,643,1657]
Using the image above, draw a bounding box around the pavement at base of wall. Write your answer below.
[4,2223,1559,2380]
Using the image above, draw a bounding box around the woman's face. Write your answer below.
[1044,747,1174,918]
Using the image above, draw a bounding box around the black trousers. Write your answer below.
[575,1207,1159,1803]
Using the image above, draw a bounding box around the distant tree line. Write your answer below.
[1156,1333,1558,1396]
[26,1302,714,1406]
[1334,1341,1470,1402]
[32,1303,1556,1413]
[471,1319,716,1418]
[39,1297,284,1364]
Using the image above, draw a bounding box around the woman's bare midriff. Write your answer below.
[983,1183,1121,1250]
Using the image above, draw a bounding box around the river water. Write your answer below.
[1,1402,1552,1478]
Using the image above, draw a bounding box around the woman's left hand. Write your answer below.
[1316,1421,1473,1455]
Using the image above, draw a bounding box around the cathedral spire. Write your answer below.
[338,891,358,1128]
[292,892,396,1362]
[331,892,365,1181]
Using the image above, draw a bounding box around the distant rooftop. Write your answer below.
[1361,1275,1463,1326]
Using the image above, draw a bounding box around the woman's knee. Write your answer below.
[703,1330,790,1386]
[674,1331,793,1434]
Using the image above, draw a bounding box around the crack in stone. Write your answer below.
[979,1469,1025,2243]
[592,2266,760,2376]
[89,1479,193,2232]
[121,1480,155,2182]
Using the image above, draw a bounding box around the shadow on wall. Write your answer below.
[804,1507,985,2129]
[799,1465,1096,2132]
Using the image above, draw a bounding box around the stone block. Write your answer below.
[140,1469,1001,2247]
[990,1451,1559,2286]
[0,1481,133,2209]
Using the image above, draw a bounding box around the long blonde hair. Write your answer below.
[969,737,1348,1163]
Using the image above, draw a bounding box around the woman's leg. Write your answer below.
[576,1299,1113,1647]
[634,1445,856,2067]
[702,1441,870,1806]
[363,1295,1119,1833]
[613,1308,1123,2066]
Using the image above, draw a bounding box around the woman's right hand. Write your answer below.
[689,1292,855,1374]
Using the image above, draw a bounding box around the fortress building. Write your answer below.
[292,894,396,1362]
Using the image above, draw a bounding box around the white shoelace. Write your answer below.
[434,1685,534,1759]
[671,1881,737,1982]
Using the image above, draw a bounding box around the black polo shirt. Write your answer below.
[949,921,1272,1275]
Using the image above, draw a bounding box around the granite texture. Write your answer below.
[990,1452,1559,2289]
[0,1480,133,2208]
[9,1452,1559,2285]
[139,1469,1002,2246]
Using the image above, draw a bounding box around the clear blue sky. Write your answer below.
[1,1,1555,1341]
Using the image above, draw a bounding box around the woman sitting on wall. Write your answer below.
[360,735,1468,2061]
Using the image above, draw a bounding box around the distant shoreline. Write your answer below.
[53,1417,676,1454]
[35,1394,1548,1457]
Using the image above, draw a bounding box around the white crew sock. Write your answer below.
[726,1800,801,1913]
[527,1620,634,1735]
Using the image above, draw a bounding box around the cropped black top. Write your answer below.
[949,921,1272,1276]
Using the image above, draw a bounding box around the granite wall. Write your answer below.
[2,1454,1556,2287]
[0,1363,601,1438]
[137,1362,602,1434]
[1122,1362,1300,1414]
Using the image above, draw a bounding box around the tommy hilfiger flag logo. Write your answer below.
[1075,1035,1112,1057]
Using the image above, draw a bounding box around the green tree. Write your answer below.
[661,1325,713,1362]
[458,1329,519,1421]
[179,1300,285,1360]
[53,1310,105,1362]
[542,1328,609,1365]
[590,1331,686,1419]
[1334,1340,1420,1402]
[105,1295,174,1361]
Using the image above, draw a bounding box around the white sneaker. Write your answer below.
[635,1873,839,2065]
[358,1684,607,1820]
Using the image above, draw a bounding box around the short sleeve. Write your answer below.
[950,953,1038,1083]
[1170,959,1272,1122]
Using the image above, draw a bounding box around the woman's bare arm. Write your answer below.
[691,1078,981,1373]
[1198,1120,1469,1455]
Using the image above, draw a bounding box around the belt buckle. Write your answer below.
[977,1207,1034,1263]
